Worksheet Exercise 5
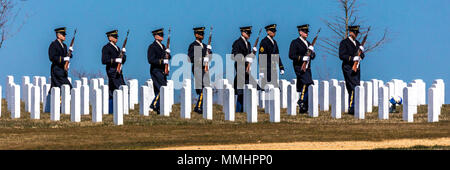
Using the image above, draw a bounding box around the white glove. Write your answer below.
[69,47,74,52]
[163,59,169,64]
[359,46,364,52]
[252,47,257,52]
[207,45,212,50]
[245,57,253,63]
[302,56,310,61]
[165,49,171,54]
[115,58,122,63]
[353,56,361,61]
[68,63,70,69]
[308,46,314,51]
[64,57,70,61]
[122,48,126,53]
[259,73,264,79]
[203,57,209,64]
[280,70,285,75]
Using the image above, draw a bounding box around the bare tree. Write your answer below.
[71,68,106,80]
[317,0,391,79]
[0,0,27,48]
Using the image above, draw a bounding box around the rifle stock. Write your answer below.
[352,27,370,72]
[301,28,321,72]
[245,28,262,73]
[64,29,77,71]
[117,30,130,73]
[205,26,213,73]
[164,28,171,75]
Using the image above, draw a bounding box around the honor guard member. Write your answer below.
[47,27,74,112]
[188,27,211,114]
[288,24,316,113]
[148,28,171,114]
[232,26,261,112]
[49,27,73,89]
[102,30,127,113]
[339,25,365,115]
[258,24,285,88]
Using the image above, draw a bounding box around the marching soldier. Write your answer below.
[288,24,316,113]
[48,27,73,89]
[232,26,260,112]
[188,27,211,114]
[258,24,285,88]
[148,28,171,114]
[47,27,74,112]
[101,30,127,110]
[339,25,365,115]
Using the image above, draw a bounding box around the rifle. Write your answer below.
[64,29,77,71]
[301,28,321,72]
[117,30,130,73]
[205,26,213,73]
[352,27,370,72]
[245,28,262,73]
[164,28,171,75]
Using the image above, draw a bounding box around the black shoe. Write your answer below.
[299,103,307,113]
[348,109,354,115]
[193,108,203,114]
[150,104,156,111]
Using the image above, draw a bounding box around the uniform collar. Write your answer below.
[155,40,163,49]
[109,42,119,51]
[267,35,274,44]
[299,36,308,47]
[348,36,356,46]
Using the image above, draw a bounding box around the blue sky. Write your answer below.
[0,0,449,103]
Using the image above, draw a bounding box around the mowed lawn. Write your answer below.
[0,99,449,150]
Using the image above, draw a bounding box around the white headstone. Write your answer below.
[139,86,150,116]
[259,90,265,109]
[39,77,46,102]
[92,89,102,123]
[224,86,235,121]
[355,86,365,119]
[180,82,191,119]
[412,79,426,105]
[32,76,39,86]
[428,87,439,122]
[203,87,213,120]
[247,87,258,123]
[101,85,109,115]
[364,81,373,113]
[433,79,445,107]
[386,82,395,106]
[308,84,318,117]
[50,87,60,121]
[167,80,174,112]
[97,78,104,87]
[89,79,99,106]
[339,81,348,113]
[160,86,170,117]
[331,85,341,119]
[68,77,72,84]
[61,84,71,115]
[407,83,418,114]
[127,79,138,110]
[270,87,280,122]
[279,79,289,108]
[11,84,20,119]
[371,79,379,107]
[378,86,389,120]
[120,85,129,115]
[264,84,274,114]
[287,84,297,116]
[319,80,329,111]
[402,87,414,122]
[146,81,155,111]
[81,85,90,115]
[244,84,253,114]
[75,80,82,89]
[81,77,88,86]
[42,84,51,112]
[113,89,123,125]
[24,83,32,112]
[70,88,81,122]
[30,85,40,119]
[21,76,30,101]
